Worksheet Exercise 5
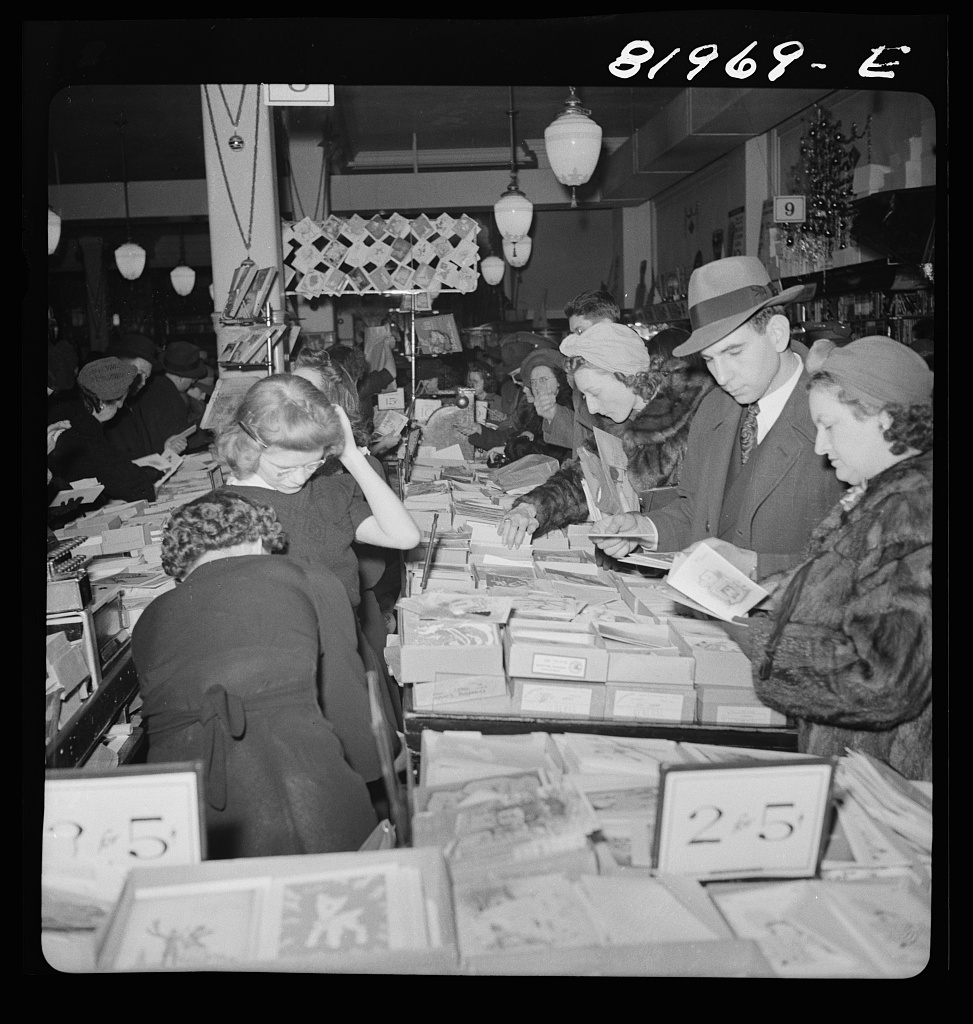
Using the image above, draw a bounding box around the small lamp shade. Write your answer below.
[545,92,603,193]
[480,255,505,286]
[48,208,61,255]
[170,263,196,296]
[494,186,534,241]
[503,236,532,268]
[114,241,146,281]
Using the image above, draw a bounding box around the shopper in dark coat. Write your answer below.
[48,357,163,503]
[132,490,379,859]
[734,337,934,781]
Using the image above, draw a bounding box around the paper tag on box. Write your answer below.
[520,682,592,716]
[714,704,778,726]
[612,689,686,722]
[377,388,405,411]
[531,653,586,679]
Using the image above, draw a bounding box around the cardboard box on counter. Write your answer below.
[696,687,787,727]
[605,682,696,724]
[397,612,504,683]
[603,643,696,687]
[504,622,609,683]
[668,618,753,688]
[412,674,511,713]
[511,676,607,720]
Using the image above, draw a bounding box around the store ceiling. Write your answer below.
[46,84,687,186]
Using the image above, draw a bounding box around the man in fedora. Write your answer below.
[594,256,845,581]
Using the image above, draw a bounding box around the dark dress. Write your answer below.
[224,472,404,733]
[132,555,380,859]
[48,406,162,503]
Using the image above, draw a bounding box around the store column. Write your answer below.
[200,84,286,371]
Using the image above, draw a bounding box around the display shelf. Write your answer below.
[45,644,140,769]
[403,687,798,769]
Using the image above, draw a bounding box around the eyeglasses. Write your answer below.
[259,454,326,478]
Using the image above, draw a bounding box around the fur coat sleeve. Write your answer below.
[512,362,714,535]
[743,451,933,780]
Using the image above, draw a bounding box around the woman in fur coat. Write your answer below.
[497,325,714,548]
[721,337,934,781]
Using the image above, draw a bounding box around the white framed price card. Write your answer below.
[43,762,206,879]
[653,758,835,881]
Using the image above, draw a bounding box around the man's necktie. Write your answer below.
[740,402,760,464]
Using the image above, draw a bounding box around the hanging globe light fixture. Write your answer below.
[48,207,62,255]
[480,255,505,286]
[170,230,196,296]
[113,112,146,280]
[503,236,532,269]
[494,87,533,241]
[544,86,603,208]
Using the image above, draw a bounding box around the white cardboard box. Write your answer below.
[668,619,753,688]
[695,687,787,727]
[398,613,504,683]
[511,677,606,720]
[504,624,609,683]
[605,683,696,723]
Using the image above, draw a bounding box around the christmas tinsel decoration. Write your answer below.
[786,105,862,267]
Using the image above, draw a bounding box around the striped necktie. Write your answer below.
[740,402,760,464]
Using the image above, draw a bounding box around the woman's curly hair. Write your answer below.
[808,372,934,455]
[214,373,345,476]
[161,489,286,581]
[563,355,667,407]
[290,360,369,446]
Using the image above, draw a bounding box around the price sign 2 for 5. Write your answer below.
[653,759,836,881]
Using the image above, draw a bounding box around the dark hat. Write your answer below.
[497,332,558,377]
[162,341,208,379]
[47,340,78,392]
[78,356,139,401]
[520,346,566,383]
[818,335,933,407]
[112,332,163,371]
[674,256,807,357]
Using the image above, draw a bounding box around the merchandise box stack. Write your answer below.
[503,620,609,720]
[668,618,786,727]
[397,611,505,683]
[402,479,453,533]
[94,847,459,975]
[595,621,697,725]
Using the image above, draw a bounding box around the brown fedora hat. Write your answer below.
[673,256,806,357]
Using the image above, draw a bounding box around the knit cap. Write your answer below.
[559,321,651,376]
[78,357,138,401]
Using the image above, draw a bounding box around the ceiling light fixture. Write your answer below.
[502,237,532,269]
[544,86,603,209]
[170,230,196,296]
[480,255,505,286]
[494,87,533,245]
[113,113,146,281]
[48,207,61,255]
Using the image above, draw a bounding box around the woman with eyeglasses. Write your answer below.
[215,374,420,742]
[492,348,573,467]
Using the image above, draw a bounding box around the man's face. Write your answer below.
[700,319,787,406]
[568,314,601,336]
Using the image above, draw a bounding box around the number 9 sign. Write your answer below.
[653,758,835,880]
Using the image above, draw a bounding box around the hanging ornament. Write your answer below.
[203,85,261,256]
[218,85,248,151]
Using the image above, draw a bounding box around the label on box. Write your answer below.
[377,388,405,410]
[432,674,505,706]
[520,683,592,716]
[531,653,586,679]
[715,704,777,726]
[612,689,686,722]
